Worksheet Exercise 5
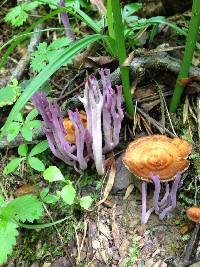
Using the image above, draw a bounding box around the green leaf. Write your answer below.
[123,3,143,18]
[27,120,41,129]
[60,185,76,205]
[31,42,49,72]
[18,144,28,157]
[43,166,65,182]
[14,113,23,123]
[7,122,21,142]
[5,1,40,27]
[7,194,44,223]
[25,108,39,122]
[0,194,4,206]
[0,220,19,265]
[5,5,28,26]
[29,140,49,157]
[42,194,59,204]
[48,37,72,49]
[79,196,93,210]
[3,157,24,175]
[21,124,32,141]
[31,37,72,72]
[0,86,17,107]
[28,157,45,171]
[1,34,105,135]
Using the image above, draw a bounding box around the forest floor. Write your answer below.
[0,1,200,267]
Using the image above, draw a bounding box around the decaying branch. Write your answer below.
[9,9,43,82]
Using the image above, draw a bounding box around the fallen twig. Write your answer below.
[136,107,176,137]
[9,9,43,82]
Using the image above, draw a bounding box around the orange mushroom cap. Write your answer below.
[123,135,192,182]
[187,207,200,223]
[63,111,87,144]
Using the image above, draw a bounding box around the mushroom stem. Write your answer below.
[170,171,182,208]
[159,183,170,206]
[184,223,200,264]
[141,181,154,224]
[150,174,161,212]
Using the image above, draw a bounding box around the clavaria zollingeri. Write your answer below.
[32,69,124,175]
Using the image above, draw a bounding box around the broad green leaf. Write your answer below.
[18,144,28,157]
[7,194,44,223]
[42,194,59,204]
[3,157,24,175]
[27,120,41,129]
[15,113,23,123]
[0,86,17,107]
[60,185,76,205]
[28,156,45,171]
[0,220,19,265]
[43,166,65,182]
[123,3,143,18]
[29,140,49,157]
[21,124,32,141]
[7,122,21,142]
[40,187,59,204]
[25,108,39,122]
[79,196,93,210]
[2,34,105,136]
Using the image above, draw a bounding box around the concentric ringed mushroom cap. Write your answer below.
[187,207,200,223]
[123,135,192,182]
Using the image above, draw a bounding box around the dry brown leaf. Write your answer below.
[90,0,106,15]
[123,184,134,200]
[179,225,192,235]
[97,159,116,206]
[14,184,36,197]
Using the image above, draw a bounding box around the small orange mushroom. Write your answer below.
[123,135,192,182]
[123,135,192,223]
[63,111,87,144]
[187,206,200,223]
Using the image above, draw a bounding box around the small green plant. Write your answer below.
[4,0,59,26]
[0,79,21,108]
[0,194,44,264]
[5,109,41,142]
[127,236,140,266]
[3,140,49,174]
[43,166,93,209]
[31,37,72,72]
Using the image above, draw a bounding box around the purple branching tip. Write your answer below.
[32,93,87,171]
[100,69,124,154]
[59,0,75,41]
[141,172,183,224]
[79,76,104,175]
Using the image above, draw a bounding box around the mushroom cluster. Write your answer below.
[123,135,192,223]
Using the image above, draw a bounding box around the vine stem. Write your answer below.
[170,0,200,112]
